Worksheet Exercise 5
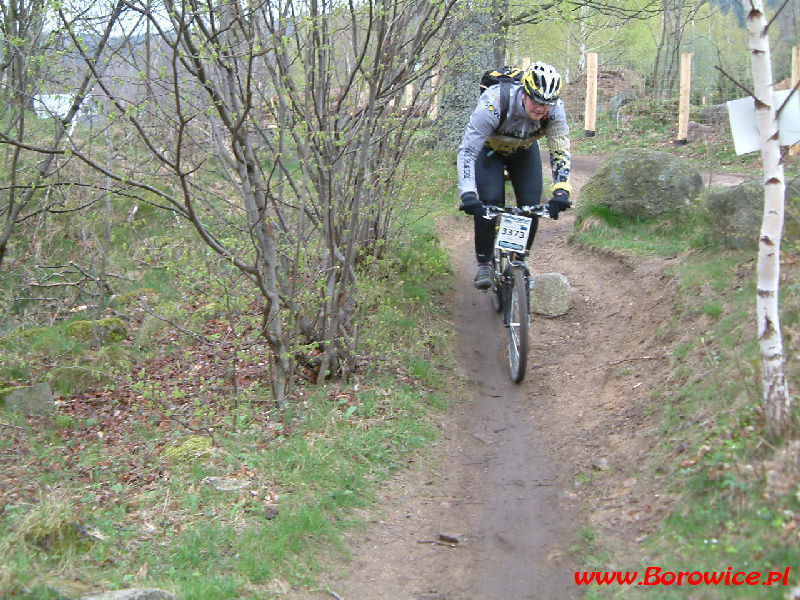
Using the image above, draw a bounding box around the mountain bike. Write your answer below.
[482,204,552,383]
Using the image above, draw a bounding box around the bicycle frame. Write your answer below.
[485,203,549,319]
[483,204,551,383]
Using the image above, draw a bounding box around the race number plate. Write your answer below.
[495,214,533,252]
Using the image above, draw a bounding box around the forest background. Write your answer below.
[1,0,799,598]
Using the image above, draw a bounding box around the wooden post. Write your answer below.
[584,52,598,137]
[676,52,692,145]
[522,56,531,70]
[790,46,799,157]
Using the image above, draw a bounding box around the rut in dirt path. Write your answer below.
[443,219,580,599]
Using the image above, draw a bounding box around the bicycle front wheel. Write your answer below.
[506,267,529,383]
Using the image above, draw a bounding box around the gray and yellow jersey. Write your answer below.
[457,83,571,197]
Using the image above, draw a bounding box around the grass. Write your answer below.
[571,190,800,597]
[2,335,446,598]
[573,213,708,256]
[0,146,459,599]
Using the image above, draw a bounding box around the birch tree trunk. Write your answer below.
[746,0,792,436]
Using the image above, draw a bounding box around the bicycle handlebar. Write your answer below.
[481,204,551,219]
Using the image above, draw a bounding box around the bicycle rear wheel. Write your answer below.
[506,267,529,383]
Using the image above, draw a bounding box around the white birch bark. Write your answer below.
[746,0,792,436]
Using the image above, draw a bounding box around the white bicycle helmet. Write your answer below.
[522,62,562,105]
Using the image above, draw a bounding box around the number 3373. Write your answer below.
[500,227,526,239]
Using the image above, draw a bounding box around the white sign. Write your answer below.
[727,89,800,155]
[495,214,533,253]
[33,94,75,119]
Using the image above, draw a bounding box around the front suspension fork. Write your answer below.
[502,263,531,326]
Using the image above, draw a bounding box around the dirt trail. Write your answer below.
[296,155,682,599]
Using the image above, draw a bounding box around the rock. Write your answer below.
[687,121,714,142]
[48,366,113,397]
[703,180,765,249]
[531,273,571,317]
[66,317,128,345]
[161,435,215,463]
[79,588,177,600]
[1,382,55,414]
[203,477,251,491]
[702,179,800,249]
[577,149,703,219]
[696,103,729,127]
[606,90,638,120]
[431,11,493,149]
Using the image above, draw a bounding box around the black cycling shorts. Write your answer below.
[473,142,542,262]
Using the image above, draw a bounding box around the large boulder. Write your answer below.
[704,180,800,249]
[578,149,704,219]
[432,13,493,149]
[703,180,762,249]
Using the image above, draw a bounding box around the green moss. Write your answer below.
[112,288,159,307]
[2,327,45,346]
[161,435,216,464]
[65,318,128,344]
[2,326,85,357]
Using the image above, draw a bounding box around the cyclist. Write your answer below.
[457,61,572,289]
